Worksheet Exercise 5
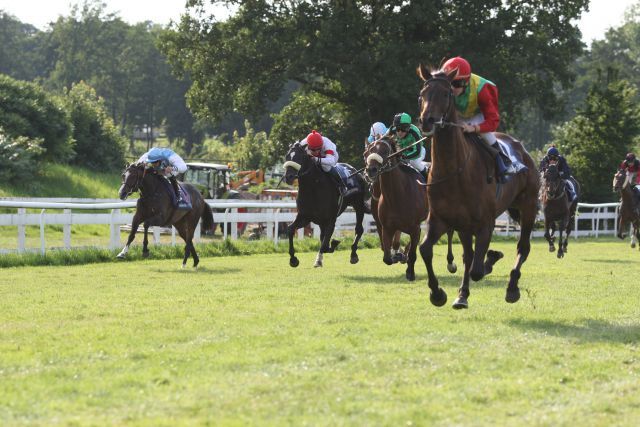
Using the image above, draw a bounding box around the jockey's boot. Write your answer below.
[329,167,358,198]
[492,142,517,183]
[419,167,428,181]
[170,176,192,210]
[565,181,576,202]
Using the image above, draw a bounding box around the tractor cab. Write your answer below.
[182,162,234,199]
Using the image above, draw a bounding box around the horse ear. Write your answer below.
[446,69,458,81]
[416,63,431,82]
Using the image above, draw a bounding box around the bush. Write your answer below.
[0,129,45,184]
[64,81,127,171]
[0,74,73,161]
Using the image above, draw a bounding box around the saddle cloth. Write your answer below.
[336,163,360,191]
[159,178,191,206]
[399,162,429,182]
[496,139,528,173]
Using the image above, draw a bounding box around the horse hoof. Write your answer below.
[290,257,300,268]
[549,246,555,253]
[383,256,394,266]
[557,251,564,259]
[330,239,341,250]
[350,255,359,264]
[181,263,187,269]
[447,262,457,274]
[631,243,637,249]
[142,251,150,259]
[487,250,504,261]
[429,288,447,307]
[452,297,468,310]
[505,288,520,303]
[405,271,415,282]
[470,270,484,282]
[116,254,125,260]
[314,261,323,268]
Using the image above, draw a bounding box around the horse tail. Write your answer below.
[201,202,214,233]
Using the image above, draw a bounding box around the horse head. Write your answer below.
[118,162,146,200]
[542,163,565,200]
[365,136,396,182]
[283,142,314,185]
[416,64,459,133]
[613,170,632,193]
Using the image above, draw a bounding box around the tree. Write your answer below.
[64,81,127,171]
[551,69,640,202]
[161,0,589,162]
[0,74,73,162]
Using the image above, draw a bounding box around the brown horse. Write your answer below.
[364,136,456,281]
[540,162,581,258]
[613,170,640,249]
[117,163,214,267]
[416,65,540,309]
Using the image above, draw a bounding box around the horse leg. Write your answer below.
[506,207,536,304]
[556,218,565,259]
[315,221,337,268]
[287,215,307,268]
[446,229,457,273]
[544,218,555,253]
[470,227,492,282]
[175,222,196,268]
[349,204,365,264]
[452,231,474,309]
[381,227,396,265]
[117,211,143,259]
[404,227,420,282]
[392,231,403,262]
[142,224,151,258]
[419,219,447,307]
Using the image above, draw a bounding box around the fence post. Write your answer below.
[110,209,121,249]
[39,208,46,255]
[63,209,71,249]
[17,208,26,253]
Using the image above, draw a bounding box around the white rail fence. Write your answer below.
[0,198,622,254]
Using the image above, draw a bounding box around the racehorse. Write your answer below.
[540,162,581,258]
[613,170,640,249]
[416,64,540,309]
[364,135,456,281]
[117,163,214,267]
[283,142,368,267]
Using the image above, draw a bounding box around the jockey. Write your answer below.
[389,112,428,180]
[442,56,518,182]
[300,130,358,198]
[138,147,191,210]
[367,122,388,144]
[620,153,640,183]
[539,146,576,202]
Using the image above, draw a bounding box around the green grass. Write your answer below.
[0,163,121,198]
[1,239,639,425]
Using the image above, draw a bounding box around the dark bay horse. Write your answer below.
[613,170,640,249]
[283,142,368,267]
[365,136,456,281]
[417,65,540,309]
[117,163,214,267]
[540,163,581,258]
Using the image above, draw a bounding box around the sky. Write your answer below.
[0,0,636,43]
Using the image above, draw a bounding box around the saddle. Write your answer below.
[336,163,361,193]
[398,162,427,183]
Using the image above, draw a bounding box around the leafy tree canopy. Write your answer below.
[162,0,588,162]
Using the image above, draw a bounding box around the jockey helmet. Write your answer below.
[393,113,412,130]
[146,147,165,163]
[547,146,560,157]
[306,130,323,150]
[370,122,388,138]
[626,152,636,162]
[442,57,471,82]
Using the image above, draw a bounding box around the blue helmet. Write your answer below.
[147,147,167,163]
[546,147,559,157]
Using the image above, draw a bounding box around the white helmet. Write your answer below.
[368,122,388,143]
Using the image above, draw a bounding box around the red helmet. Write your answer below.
[442,57,471,81]
[306,130,323,150]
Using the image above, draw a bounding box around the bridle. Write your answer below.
[365,137,401,182]
[543,167,565,201]
[283,144,317,180]
[121,164,146,198]
[419,76,464,130]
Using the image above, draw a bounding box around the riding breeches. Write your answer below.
[407,146,427,172]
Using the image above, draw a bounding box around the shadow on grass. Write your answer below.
[148,265,242,275]
[507,318,640,343]
[580,258,634,264]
